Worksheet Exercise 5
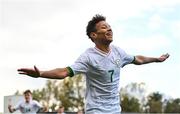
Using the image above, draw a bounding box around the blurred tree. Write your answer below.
[146,92,163,113]
[14,90,21,95]
[164,98,180,112]
[120,82,147,112]
[57,75,85,111]
[31,80,59,110]
[121,94,141,112]
[31,74,85,112]
[15,80,180,113]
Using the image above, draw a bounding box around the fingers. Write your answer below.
[165,53,170,58]
[34,66,39,73]
[17,68,32,72]
[17,66,40,78]
[17,69,30,75]
[158,53,170,62]
[162,53,170,59]
[34,65,40,77]
[18,72,28,75]
[17,68,28,75]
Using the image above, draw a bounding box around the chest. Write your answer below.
[19,103,36,113]
[88,54,121,83]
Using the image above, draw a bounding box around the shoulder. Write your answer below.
[84,47,95,54]
[74,47,99,64]
[78,47,94,58]
[32,100,42,107]
[18,100,25,105]
[32,100,40,104]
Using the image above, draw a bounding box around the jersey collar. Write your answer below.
[94,46,111,56]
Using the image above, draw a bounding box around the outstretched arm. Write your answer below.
[133,53,170,65]
[37,106,48,113]
[17,66,72,79]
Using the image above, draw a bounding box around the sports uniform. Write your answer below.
[69,45,134,114]
[13,99,42,114]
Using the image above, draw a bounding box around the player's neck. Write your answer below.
[95,44,110,54]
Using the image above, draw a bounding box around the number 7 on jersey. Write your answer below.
[108,70,114,82]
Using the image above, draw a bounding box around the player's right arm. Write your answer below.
[17,66,74,79]
[8,105,16,113]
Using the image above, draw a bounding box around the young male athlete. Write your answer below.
[8,90,45,114]
[18,14,169,114]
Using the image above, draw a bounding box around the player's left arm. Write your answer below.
[35,101,48,112]
[37,107,48,113]
[132,53,170,65]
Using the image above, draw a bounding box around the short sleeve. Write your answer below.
[117,47,134,67]
[70,52,89,76]
[33,100,42,108]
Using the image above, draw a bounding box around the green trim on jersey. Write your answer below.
[66,67,74,77]
[132,56,136,63]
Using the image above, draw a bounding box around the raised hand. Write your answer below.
[8,104,15,113]
[8,104,12,110]
[157,53,170,62]
[17,66,40,78]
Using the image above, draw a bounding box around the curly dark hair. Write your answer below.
[23,89,32,95]
[86,14,106,40]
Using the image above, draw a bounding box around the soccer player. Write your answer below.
[8,90,45,114]
[18,14,169,114]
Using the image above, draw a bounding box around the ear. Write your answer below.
[90,32,97,39]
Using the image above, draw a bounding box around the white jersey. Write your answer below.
[70,45,134,114]
[13,100,42,114]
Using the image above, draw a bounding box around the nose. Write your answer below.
[107,29,112,34]
[107,28,112,32]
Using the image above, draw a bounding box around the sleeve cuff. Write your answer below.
[66,67,74,77]
[131,56,136,63]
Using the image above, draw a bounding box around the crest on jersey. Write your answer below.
[115,59,121,68]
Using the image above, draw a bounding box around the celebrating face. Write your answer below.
[24,92,32,103]
[91,21,113,45]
